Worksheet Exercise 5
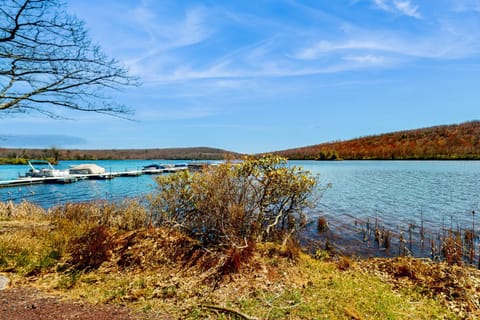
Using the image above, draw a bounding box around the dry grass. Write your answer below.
[359,257,480,319]
[29,239,455,319]
[0,201,467,319]
[0,201,47,221]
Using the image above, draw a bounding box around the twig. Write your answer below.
[201,305,259,320]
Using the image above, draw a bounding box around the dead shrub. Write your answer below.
[67,225,113,271]
[149,155,321,251]
[221,240,256,275]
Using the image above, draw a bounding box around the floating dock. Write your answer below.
[0,163,209,189]
[0,171,142,188]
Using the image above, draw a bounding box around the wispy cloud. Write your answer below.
[118,4,214,78]
[293,25,478,63]
[373,0,391,11]
[343,54,387,65]
[394,1,421,18]
[136,31,478,83]
[295,39,393,60]
[76,0,480,85]
[451,0,480,12]
[130,3,212,49]
[373,0,422,18]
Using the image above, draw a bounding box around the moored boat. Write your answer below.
[141,164,166,174]
[24,160,70,178]
[69,163,106,175]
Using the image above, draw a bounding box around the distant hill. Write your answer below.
[274,121,480,160]
[0,147,241,162]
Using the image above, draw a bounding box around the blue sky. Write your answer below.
[1,0,480,153]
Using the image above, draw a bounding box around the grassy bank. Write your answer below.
[0,201,478,319]
[0,157,29,165]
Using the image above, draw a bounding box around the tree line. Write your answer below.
[0,147,239,163]
[275,121,480,160]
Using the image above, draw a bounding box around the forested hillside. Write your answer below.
[0,147,239,163]
[275,121,480,160]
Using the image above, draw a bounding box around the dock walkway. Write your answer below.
[0,169,154,189]
[0,163,208,189]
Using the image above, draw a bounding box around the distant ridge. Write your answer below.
[273,121,480,160]
[0,147,241,161]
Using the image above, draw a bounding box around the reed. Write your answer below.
[0,200,46,220]
[316,216,329,233]
[336,208,480,268]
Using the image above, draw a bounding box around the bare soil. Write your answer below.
[0,286,156,320]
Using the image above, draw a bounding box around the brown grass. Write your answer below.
[0,201,469,319]
[68,225,113,271]
[0,201,47,221]
[360,257,480,318]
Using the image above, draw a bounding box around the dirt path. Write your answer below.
[0,286,152,320]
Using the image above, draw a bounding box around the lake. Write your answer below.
[291,160,480,256]
[1,160,479,257]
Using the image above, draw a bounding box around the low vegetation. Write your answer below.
[0,156,477,319]
[275,121,480,160]
[0,201,464,319]
[0,147,239,162]
[0,157,29,165]
[148,155,319,249]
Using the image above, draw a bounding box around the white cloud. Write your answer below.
[135,24,479,83]
[75,0,480,85]
[129,3,212,49]
[343,54,387,65]
[294,26,478,63]
[373,0,391,11]
[394,1,422,18]
[120,5,215,79]
[295,40,392,60]
[373,0,421,18]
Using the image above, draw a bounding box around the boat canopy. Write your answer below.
[69,164,106,175]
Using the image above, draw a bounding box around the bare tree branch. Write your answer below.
[0,0,139,118]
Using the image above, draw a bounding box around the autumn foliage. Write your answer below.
[275,121,480,160]
[0,147,237,161]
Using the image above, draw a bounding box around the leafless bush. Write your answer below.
[148,155,320,249]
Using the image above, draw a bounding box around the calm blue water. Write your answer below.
[293,160,480,257]
[1,160,479,251]
[0,160,192,207]
[293,160,480,229]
